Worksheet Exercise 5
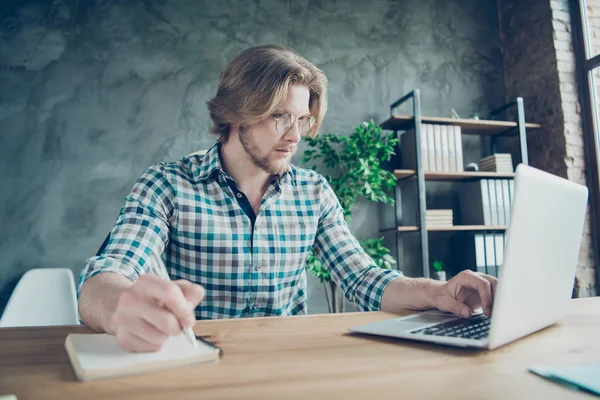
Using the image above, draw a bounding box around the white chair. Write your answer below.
[0,268,80,327]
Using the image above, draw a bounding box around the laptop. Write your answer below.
[350,164,589,349]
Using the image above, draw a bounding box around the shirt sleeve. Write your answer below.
[313,176,402,311]
[78,163,176,295]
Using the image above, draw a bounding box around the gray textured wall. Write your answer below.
[0,0,504,315]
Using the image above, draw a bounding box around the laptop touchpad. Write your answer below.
[394,313,457,333]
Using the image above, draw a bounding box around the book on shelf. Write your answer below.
[426,208,454,227]
[479,153,513,172]
[401,124,464,172]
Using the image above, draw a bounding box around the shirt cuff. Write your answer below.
[359,269,403,311]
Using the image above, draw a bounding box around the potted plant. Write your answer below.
[433,260,446,281]
[302,120,398,313]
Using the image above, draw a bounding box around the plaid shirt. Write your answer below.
[79,144,401,319]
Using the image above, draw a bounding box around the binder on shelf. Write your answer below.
[495,233,505,268]
[434,124,442,171]
[501,179,511,225]
[401,125,433,171]
[488,180,498,226]
[456,232,505,278]
[427,124,436,171]
[475,234,486,274]
[509,179,515,204]
[441,125,450,172]
[447,125,456,172]
[484,233,498,277]
[458,179,492,225]
[495,179,505,225]
[421,125,430,171]
[401,123,466,173]
[454,126,464,172]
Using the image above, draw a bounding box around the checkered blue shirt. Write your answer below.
[79,144,401,319]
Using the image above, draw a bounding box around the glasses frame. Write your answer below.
[273,113,316,137]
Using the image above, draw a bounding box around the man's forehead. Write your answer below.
[276,86,311,115]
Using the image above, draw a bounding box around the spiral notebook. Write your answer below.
[64,332,221,381]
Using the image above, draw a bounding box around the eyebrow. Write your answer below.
[274,109,312,117]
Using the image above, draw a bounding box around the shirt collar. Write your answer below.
[185,142,297,186]
[185,142,223,182]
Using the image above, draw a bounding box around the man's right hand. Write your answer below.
[110,274,205,352]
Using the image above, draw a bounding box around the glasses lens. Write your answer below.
[299,117,315,136]
[276,113,294,134]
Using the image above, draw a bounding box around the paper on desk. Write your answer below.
[529,361,600,396]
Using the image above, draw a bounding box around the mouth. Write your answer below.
[276,148,295,155]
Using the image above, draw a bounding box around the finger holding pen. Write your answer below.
[111,265,205,352]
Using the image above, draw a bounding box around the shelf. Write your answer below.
[394,170,516,181]
[380,115,541,136]
[380,225,508,233]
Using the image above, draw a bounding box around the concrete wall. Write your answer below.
[0,0,505,315]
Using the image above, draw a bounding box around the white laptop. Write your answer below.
[350,164,588,350]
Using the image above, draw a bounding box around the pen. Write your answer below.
[149,250,198,349]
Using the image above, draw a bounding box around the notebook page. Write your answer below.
[70,333,216,371]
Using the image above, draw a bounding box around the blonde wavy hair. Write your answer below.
[207,45,328,142]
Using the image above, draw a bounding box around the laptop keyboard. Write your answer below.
[411,314,490,340]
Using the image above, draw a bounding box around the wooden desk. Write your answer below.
[0,298,598,399]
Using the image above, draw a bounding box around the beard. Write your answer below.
[238,129,294,175]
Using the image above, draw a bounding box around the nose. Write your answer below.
[283,121,301,144]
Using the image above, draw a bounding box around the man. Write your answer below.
[79,45,496,352]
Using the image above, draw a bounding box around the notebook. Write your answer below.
[64,333,221,381]
[529,362,600,396]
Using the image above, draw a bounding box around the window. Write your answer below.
[574,0,600,255]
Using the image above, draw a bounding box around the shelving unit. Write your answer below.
[380,225,508,233]
[393,170,516,181]
[380,89,540,278]
[381,115,541,136]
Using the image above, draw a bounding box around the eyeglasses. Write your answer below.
[273,113,316,137]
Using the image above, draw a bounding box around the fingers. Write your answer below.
[173,279,206,307]
[135,300,182,337]
[477,273,498,300]
[112,275,205,352]
[132,275,195,327]
[438,297,472,319]
[459,271,493,316]
[115,328,164,353]
[114,312,169,346]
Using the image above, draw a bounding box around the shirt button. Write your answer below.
[252,303,258,309]
[255,265,261,271]
[236,192,243,199]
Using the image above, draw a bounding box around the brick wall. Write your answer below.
[498,0,597,296]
